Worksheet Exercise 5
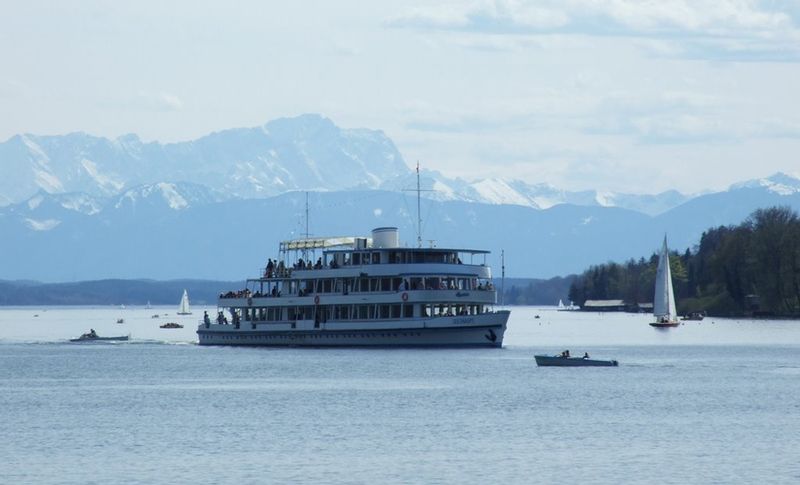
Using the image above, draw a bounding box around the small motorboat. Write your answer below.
[70,331,129,342]
[116,318,124,324]
[151,314,160,319]
[681,311,705,321]
[159,322,184,329]
[535,354,618,367]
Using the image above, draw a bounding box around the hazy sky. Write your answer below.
[2,0,799,193]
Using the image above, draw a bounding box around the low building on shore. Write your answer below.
[581,299,627,312]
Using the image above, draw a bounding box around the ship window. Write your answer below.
[391,304,401,318]
[358,305,368,319]
[370,278,379,292]
[379,305,390,319]
[359,277,369,292]
[403,304,413,318]
[372,252,380,264]
[287,307,297,320]
[380,278,390,291]
[339,306,350,319]
[368,305,376,319]
[323,279,332,293]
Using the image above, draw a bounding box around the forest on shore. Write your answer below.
[567,206,800,317]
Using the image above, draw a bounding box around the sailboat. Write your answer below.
[557,299,566,310]
[650,235,680,328]
[177,289,192,315]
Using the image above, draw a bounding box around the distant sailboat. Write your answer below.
[557,299,566,310]
[177,289,192,315]
[650,236,679,328]
[145,301,152,309]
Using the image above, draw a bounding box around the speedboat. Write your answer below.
[160,322,184,329]
[70,333,129,342]
[681,311,705,321]
[534,354,618,367]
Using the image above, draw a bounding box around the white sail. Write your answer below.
[557,299,565,309]
[178,289,192,315]
[653,236,677,322]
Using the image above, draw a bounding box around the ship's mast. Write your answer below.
[302,191,310,261]
[416,161,422,248]
[501,249,505,307]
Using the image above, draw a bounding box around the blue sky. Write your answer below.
[1,0,799,193]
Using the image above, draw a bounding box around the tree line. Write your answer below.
[567,206,800,317]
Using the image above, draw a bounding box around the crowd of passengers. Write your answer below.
[203,310,240,325]
[263,257,339,278]
[262,255,464,278]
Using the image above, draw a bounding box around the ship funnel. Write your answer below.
[372,227,399,248]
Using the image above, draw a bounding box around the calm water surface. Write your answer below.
[1,306,799,484]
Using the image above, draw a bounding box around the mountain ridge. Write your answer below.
[0,113,719,215]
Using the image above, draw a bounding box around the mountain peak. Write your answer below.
[731,172,800,195]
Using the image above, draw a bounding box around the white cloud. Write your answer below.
[136,91,184,112]
[388,0,800,61]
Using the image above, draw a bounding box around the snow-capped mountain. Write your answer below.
[2,114,798,219]
[380,170,689,215]
[729,172,800,195]
[0,114,409,204]
[3,182,229,233]
[2,181,799,281]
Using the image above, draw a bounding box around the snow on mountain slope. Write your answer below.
[0,114,408,205]
[112,182,229,211]
[730,172,800,195]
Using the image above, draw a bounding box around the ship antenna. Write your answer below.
[403,161,433,248]
[305,191,310,240]
[501,249,505,307]
[416,161,422,248]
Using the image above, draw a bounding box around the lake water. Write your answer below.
[1,306,799,484]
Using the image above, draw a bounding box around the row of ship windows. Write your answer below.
[205,332,425,340]
[233,304,486,322]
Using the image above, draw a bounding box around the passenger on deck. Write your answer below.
[203,311,210,325]
[315,257,322,269]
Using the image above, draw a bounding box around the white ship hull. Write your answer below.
[197,311,509,348]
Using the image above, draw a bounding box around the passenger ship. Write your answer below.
[197,227,509,347]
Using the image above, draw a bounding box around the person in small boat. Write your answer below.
[583,352,590,359]
[560,350,570,358]
[89,329,97,338]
